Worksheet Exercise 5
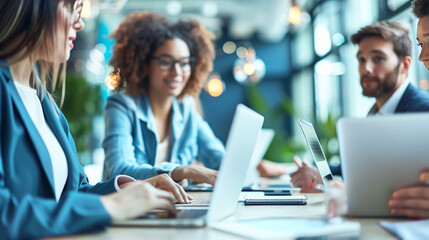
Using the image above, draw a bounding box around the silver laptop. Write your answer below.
[114,104,264,227]
[243,128,275,187]
[184,129,274,192]
[298,119,334,184]
[337,113,429,217]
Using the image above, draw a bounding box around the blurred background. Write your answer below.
[61,0,427,170]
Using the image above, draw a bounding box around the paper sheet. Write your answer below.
[380,219,429,239]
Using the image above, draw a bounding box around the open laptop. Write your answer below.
[210,121,360,238]
[243,128,275,187]
[242,129,300,191]
[114,104,264,227]
[184,128,275,191]
[337,113,429,217]
[298,119,334,184]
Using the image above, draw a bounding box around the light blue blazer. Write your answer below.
[102,93,225,180]
[0,63,114,239]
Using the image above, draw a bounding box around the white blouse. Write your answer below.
[14,81,68,201]
[154,136,171,167]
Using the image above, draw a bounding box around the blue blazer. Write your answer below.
[0,63,114,239]
[394,84,429,112]
[102,93,225,180]
[332,83,429,176]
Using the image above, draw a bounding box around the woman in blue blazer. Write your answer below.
[102,12,289,184]
[102,12,225,185]
[0,1,189,239]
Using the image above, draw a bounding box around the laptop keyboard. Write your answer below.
[175,209,208,219]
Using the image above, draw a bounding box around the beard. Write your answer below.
[361,63,401,98]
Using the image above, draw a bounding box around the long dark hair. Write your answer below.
[0,0,75,100]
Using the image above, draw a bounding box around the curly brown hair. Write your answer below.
[109,12,215,99]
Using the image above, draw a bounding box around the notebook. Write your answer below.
[113,104,264,227]
[298,119,334,184]
[337,113,429,217]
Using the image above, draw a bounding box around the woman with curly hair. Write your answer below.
[102,12,224,185]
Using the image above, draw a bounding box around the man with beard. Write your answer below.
[353,21,429,115]
[290,21,429,193]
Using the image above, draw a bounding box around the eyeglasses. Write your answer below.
[151,55,195,72]
[73,0,83,22]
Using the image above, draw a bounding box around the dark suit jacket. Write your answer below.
[0,63,115,239]
[332,83,429,176]
[394,84,429,113]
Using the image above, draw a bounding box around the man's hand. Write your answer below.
[290,156,323,193]
[389,169,429,218]
[257,160,287,178]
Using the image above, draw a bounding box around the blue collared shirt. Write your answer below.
[102,93,225,180]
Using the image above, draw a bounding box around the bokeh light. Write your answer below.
[207,78,224,97]
[223,41,236,54]
[202,2,218,17]
[81,0,92,18]
[236,47,248,59]
[105,70,121,90]
[166,1,182,16]
[233,47,266,84]
[243,62,256,75]
[205,74,225,97]
[419,79,429,90]
[289,6,301,25]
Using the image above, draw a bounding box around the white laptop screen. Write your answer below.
[207,104,264,224]
[298,119,333,184]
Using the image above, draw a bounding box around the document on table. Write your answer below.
[380,219,429,239]
[210,217,360,239]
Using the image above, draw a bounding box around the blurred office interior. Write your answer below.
[63,0,425,169]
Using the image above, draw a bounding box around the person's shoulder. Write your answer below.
[0,61,11,83]
[406,84,429,110]
[43,93,71,129]
[0,63,13,102]
[173,96,200,121]
[409,84,429,101]
[107,92,133,101]
[106,92,138,109]
[180,95,196,107]
[177,95,198,113]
